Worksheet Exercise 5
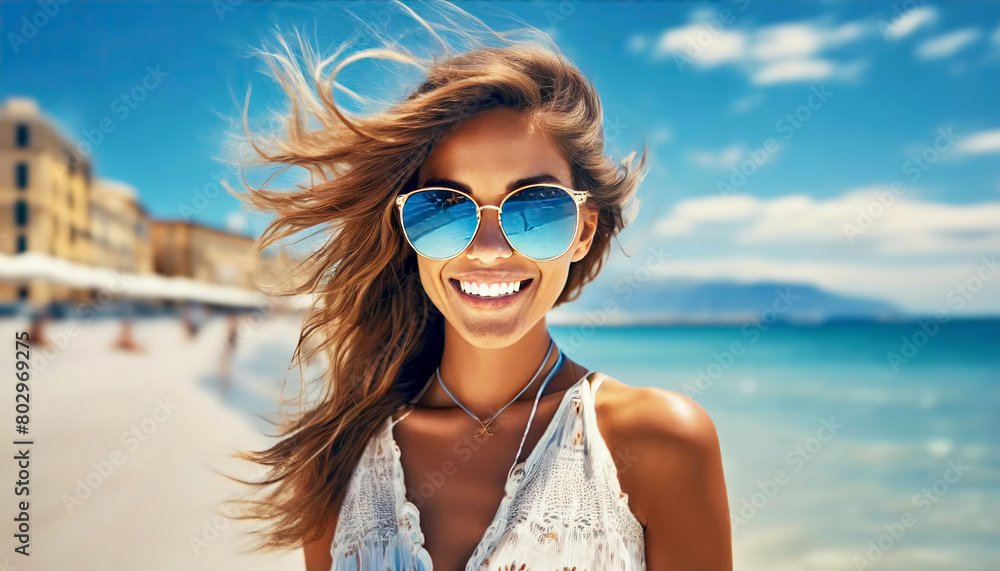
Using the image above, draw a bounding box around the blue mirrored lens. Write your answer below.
[501,186,578,259]
[400,190,478,258]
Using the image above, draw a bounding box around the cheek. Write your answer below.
[416,259,442,297]
[417,261,453,316]
[537,256,573,297]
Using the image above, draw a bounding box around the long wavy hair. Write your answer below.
[222,1,648,552]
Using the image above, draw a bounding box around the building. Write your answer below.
[90,179,153,275]
[149,219,260,289]
[1,96,296,308]
[0,97,94,305]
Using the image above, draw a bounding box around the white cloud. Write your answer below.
[652,191,1000,312]
[650,125,673,144]
[226,211,247,233]
[753,59,834,84]
[658,189,1000,250]
[686,144,746,170]
[628,34,648,54]
[688,7,717,23]
[656,24,747,67]
[754,58,867,85]
[882,6,937,40]
[657,193,759,236]
[650,17,871,84]
[916,28,981,59]
[751,22,862,59]
[730,93,765,113]
[954,128,1000,154]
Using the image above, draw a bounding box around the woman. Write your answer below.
[225,3,731,569]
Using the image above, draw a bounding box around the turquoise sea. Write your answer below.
[224,316,998,570]
[551,319,999,570]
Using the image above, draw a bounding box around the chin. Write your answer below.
[455,322,526,349]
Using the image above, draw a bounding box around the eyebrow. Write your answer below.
[419,173,567,194]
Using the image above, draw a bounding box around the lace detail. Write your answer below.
[330,419,432,570]
[331,373,646,570]
[467,374,646,570]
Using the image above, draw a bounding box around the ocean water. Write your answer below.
[221,315,999,570]
[551,319,999,571]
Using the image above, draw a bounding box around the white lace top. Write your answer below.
[329,372,647,570]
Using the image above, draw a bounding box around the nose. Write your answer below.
[465,206,513,263]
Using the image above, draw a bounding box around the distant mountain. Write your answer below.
[550,280,901,325]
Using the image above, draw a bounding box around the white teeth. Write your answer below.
[458,280,525,298]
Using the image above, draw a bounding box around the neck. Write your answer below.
[431,318,558,417]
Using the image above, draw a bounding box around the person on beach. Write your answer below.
[181,303,194,338]
[225,3,731,569]
[27,307,52,350]
[181,301,206,339]
[218,311,240,397]
[113,317,144,352]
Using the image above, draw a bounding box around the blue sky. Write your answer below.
[3,0,999,314]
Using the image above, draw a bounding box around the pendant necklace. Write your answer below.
[436,338,556,438]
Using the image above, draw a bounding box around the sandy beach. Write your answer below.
[3,312,995,570]
[1,311,311,570]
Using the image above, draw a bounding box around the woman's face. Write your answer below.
[413,107,598,349]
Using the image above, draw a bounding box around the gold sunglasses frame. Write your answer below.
[394,183,590,261]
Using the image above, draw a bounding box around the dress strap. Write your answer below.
[409,374,434,404]
[391,373,435,426]
[580,370,612,479]
[589,372,605,395]
[507,347,564,481]
[390,407,410,426]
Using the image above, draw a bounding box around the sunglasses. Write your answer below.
[395,184,590,261]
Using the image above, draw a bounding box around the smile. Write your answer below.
[449,278,533,303]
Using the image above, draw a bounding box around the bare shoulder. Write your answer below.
[592,373,721,455]
[592,374,732,569]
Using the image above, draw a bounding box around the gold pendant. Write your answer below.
[474,419,496,438]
